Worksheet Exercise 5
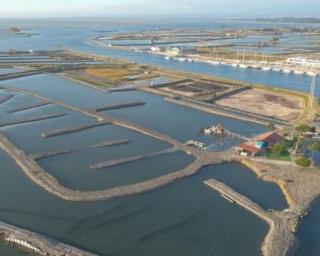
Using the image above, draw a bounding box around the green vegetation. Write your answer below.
[284,136,298,148]
[266,122,276,131]
[267,143,291,161]
[295,157,311,167]
[309,142,320,152]
[68,75,113,88]
[271,143,288,155]
[309,142,320,158]
[295,124,315,133]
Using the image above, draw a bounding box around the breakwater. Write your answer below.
[90,147,178,170]
[32,139,129,160]
[92,138,129,148]
[204,179,295,256]
[95,101,146,112]
[41,121,111,138]
[0,70,42,81]
[0,128,230,201]
[107,87,138,93]
[0,113,66,128]
[7,101,51,113]
[0,221,97,256]
[0,94,14,104]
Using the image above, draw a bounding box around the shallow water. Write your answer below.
[0,18,317,255]
[209,162,287,210]
[0,19,318,96]
[0,148,269,256]
[296,199,320,256]
[0,74,266,150]
[0,67,21,75]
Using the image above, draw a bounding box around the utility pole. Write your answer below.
[307,76,316,121]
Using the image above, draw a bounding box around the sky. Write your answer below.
[0,0,319,18]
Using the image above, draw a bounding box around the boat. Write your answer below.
[282,69,291,73]
[178,57,186,62]
[185,140,206,148]
[294,70,304,75]
[231,63,238,67]
[208,60,220,65]
[187,58,193,62]
[307,71,316,77]
[262,67,271,71]
[272,68,281,72]
[250,65,258,69]
[200,124,226,136]
[220,194,235,204]
[165,56,171,60]
[239,64,248,69]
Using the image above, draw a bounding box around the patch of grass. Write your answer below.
[266,149,292,161]
[85,67,142,80]
[295,157,311,167]
[68,75,113,88]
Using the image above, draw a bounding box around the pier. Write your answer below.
[90,147,178,170]
[2,87,201,155]
[7,101,51,113]
[32,139,129,160]
[0,86,234,202]
[0,128,230,201]
[41,121,111,138]
[107,87,138,93]
[95,101,146,112]
[0,70,42,81]
[204,179,272,222]
[0,94,14,104]
[92,138,129,148]
[0,113,66,128]
[204,179,296,256]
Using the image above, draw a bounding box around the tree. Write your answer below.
[271,143,288,156]
[295,157,311,167]
[295,124,312,133]
[309,142,320,158]
[266,122,276,131]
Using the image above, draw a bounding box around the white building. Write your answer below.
[165,47,181,56]
[287,57,320,68]
[150,46,160,52]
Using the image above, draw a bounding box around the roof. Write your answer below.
[236,143,261,154]
[255,132,282,142]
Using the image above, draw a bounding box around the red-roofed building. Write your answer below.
[235,143,261,157]
[255,132,283,148]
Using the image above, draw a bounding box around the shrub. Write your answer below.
[266,122,275,131]
[271,143,288,156]
[295,157,311,167]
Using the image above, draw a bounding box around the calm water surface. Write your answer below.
[0,75,284,256]
[296,200,320,256]
[0,148,270,256]
[0,19,318,96]
[0,74,266,149]
[0,18,318,255]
